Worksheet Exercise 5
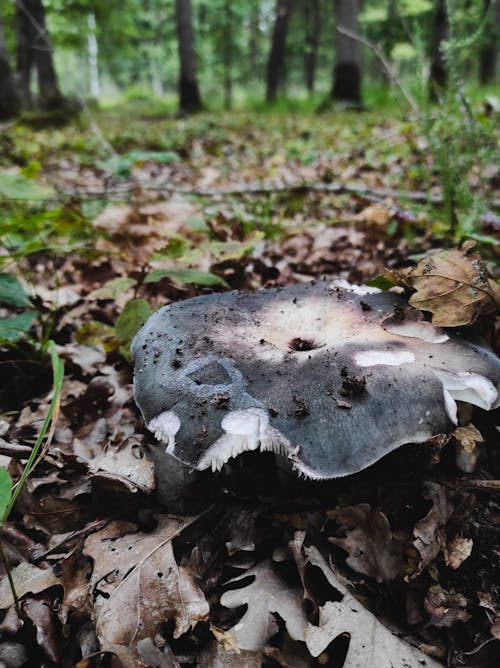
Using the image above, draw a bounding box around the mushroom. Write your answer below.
[131,281,500,479]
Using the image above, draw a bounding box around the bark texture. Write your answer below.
[429,0,449,98]
[16,0,63,109]
[304,0,320,92]
[479,0,499,84]
[266,0,291,103]
[331,0,362,105]
[0,18,20,118]
[175,0,202,113]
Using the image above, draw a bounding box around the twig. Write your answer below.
[336,24,419,115]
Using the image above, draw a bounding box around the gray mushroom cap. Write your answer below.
[131,281,500,479]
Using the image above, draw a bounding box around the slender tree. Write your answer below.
[266,0,291,103]
[222,0,232,110]
[331,0,362,106]
[479,0,499,84]
[16,0,63,109]
[175,0,202,113]
[0,17,20,118]
[304,0,320,92]
[429,0,448,98]
[248,0,260,81]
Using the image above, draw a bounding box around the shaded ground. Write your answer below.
[0,106,499,667]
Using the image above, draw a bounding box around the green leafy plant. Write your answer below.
[0,342,63,615]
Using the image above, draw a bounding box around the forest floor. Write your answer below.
[0,103,499,668]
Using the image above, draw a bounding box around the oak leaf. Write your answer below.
[404,242,500,326]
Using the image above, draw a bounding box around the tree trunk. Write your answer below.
[429,0,448,99]
[266,0,291,103]
[87,12,100,100]
[304,0,320,92]
[248,0,260,80]
[331,0,362,105]
[16,0,63,110]
[223,0,232,110]
[0,17,20,118]
[479,0,499,84]
[175,0,202,113]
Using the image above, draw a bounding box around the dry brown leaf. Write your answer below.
[445,535,473,569]
[198,640,262,667]
[355,203,392,226]
[412,482,454,575]
[424,585,471,627]
[453,423,484,452]
[0,563,61,609]
[328,504,405,582]
[405,242,500,326]
[83,516,209,660]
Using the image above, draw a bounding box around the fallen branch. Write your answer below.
[54,180,500,211]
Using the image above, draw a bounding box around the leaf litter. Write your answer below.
[0,111,499,667]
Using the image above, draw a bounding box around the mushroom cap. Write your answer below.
[131,281,500,479]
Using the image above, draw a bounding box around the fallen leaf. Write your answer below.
[219,560,307,650]
[22,596,60,663]
[83,516,209,659]
[424,585,471,627]
[198,640,262,667]
[328,504,404,582]
[303,546,442,666]
[412,482,454,575]
[405,242,500,326]
[445,535,473,569]
[0,563,61,609]
[453,424,484,452]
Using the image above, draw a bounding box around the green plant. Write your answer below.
[0,342,63,615]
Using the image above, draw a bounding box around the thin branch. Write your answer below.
[336,24,419,115]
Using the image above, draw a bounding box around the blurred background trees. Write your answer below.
[0,0,498,117]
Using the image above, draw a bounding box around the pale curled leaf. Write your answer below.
[405,243,500,326]
[83,516,209,653]
[219,561,307,650]
[220,549,442,667]
[303,547,442,666]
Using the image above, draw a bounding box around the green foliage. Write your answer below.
[98,149,179,179]
[0,469,12,522]
[144,268,229,288]
[115,299,153,353]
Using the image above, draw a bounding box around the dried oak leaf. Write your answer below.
[328,504,405,582]
[220,548,442,667]
[412,482,454,575]
[303,546,441,665]
[83,516,209,662]
[404,242,500,326]
[219,560,307,651]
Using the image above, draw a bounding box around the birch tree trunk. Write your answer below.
[175,0,202,113]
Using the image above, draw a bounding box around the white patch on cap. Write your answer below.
[147,411,181,453]
[385,320,449,343]
[354,350,416,367]
[197,408,291,473]
[328,279,381,295]
[431,368,499,423]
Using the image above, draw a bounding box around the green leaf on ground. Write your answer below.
[98,150,179,178]
[115,299,153,344]
[88,277,137,300]
[144,268,229,288]
[0,312,37,343]
[0,274,32,307]
[0,171,54,200]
